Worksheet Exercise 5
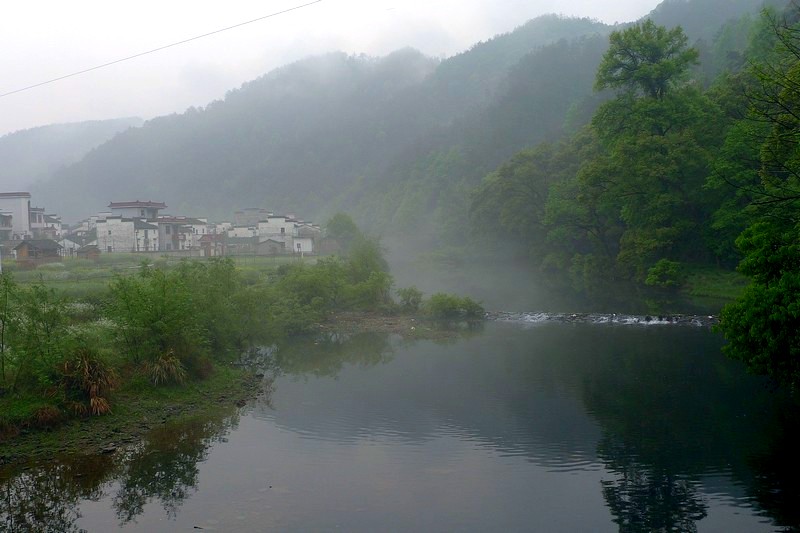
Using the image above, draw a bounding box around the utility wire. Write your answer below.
[0,0,323,99]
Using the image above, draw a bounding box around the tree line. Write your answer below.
[470,6,800,387]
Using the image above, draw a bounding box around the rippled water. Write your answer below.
[2,322,797,532]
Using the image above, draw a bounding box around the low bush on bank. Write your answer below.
[425,293,485,319]
[0,231,483,438]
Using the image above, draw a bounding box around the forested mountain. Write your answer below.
[647,0,781,40]
[35,15,612,220]
[24,0,800,385]
[469,2,800,387]
[34,0,768,228]
[0,118,142,191]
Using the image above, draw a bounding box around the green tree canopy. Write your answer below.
[718,7,800,388]
[596,19,699,99]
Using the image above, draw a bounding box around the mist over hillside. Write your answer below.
[32,0,767,228]
[32,15,610,222]
[0,118,142,191]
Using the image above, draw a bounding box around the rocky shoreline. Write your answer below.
[486,311,719,327]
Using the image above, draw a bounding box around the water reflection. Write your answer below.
[567,326,797,532]
[255,328,604,459]
[112,416,239,524]
[255,325,798,531]
[1,324,797,531]
[271,331,395,378]
[0,407,244,530]
[599,438,708,532]
[744,410,800,531]
[0,455,113,532]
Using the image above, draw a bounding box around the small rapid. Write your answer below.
[486,311,718,327]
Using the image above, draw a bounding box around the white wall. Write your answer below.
[0,194,30,239]
[96,218,135,252]
[228,226,256,238]
[294,237,314,253]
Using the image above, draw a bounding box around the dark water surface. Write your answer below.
[2,322,798,532]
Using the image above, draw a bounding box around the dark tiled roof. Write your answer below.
[109,201,167,209]
[14,239,62,251]
[133,220,158,230]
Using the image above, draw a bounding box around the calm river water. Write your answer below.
[2,321,798,532]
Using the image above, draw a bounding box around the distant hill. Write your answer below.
[34,15,610,221]
[0,118,143,192]
[33,0,770,230]
[646,0,779,41]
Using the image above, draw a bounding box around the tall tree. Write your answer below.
[581,21,722,282]
[719,6,800,388]
[595,19,699,100]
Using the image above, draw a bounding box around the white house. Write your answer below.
[228,225,256,239]
[29,206,46,234]
[0,192,31,239]
[0,211,12,241]
[293,237,314,254]
[156,217,187,251]
[43,215,63,239]
[109,200,166,220]
[96,217,159,252]
[256,215,295,238]
[59,235,84,257]
[157,216,209,250]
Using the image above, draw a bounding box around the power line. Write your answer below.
[0,0,324,99]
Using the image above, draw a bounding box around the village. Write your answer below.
[0,192,325,265]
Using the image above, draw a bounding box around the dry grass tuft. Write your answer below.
[145,351,188,386]
[33,405,63,427]
[60,346,119,416]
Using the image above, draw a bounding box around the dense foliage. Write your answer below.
[33,1,765,227]
[471,5,800,386]
[0,214,484,434]
[18,1,799,385]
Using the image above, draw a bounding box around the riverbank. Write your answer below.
[0,310,478,465]
[320,311,481,340]
[0,367,262,466]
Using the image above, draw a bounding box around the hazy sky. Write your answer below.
[0,0,662,137]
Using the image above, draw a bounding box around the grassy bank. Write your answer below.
[0,233,482,456]
[1,254,311,300]
[680,265,750,301]
[0,365,260,465]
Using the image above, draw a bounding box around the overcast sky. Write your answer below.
[0,0,662,137]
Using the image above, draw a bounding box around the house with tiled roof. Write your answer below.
[96,217,159,252]
[14,239,62,261]
[109,200,167,220]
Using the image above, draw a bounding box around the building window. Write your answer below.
[280,227,285,235]
[140,209,145,217]
[166,225,171,235]
[108,230,112,235]
[107,246,112,252]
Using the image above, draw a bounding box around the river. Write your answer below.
[1,320,797,532]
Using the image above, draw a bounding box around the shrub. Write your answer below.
[397,286,423,312]
[59,344,118,416]
[6,282,73,392]
[145,351,188,386]
[106,268,206,364]
[425,293,485,319]
[33,405,63,427]
[645,259,685,288]
[341,271,393,310]
[184,354,215,381]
